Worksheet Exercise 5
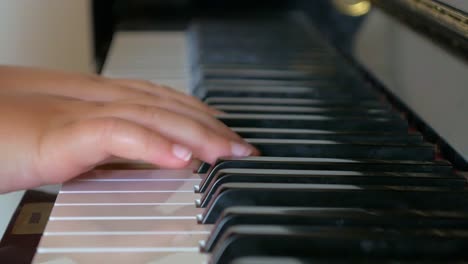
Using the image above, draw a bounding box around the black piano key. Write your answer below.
[198,46,331,54]
[203,79,334,87]
[198,41,327,48]
[203,90,375,101]
[197,169,465,205]
[202,68,336,80]
[203,207,468,252]
[200,54,332,61]
[246,139,434,161]
[210,225,468,264]
[233,128,423,143]
[199,54,335,67]
[218,114,407,132]
[205,97,385,108]
[198,43,329,52]
[229,256,329,264]
[193,17,466,263]
[199,157,453,175]
[198,162,213,173]
[214,105,391,116]
[201,183,468,223]
[228,256,437,264]
[198,78,361,89]
[198,167,458,192]
[198,38,326,47]
[198,141,436,173]
[197,86,376,100]
[198,51,334,60]
[201,65,336,72]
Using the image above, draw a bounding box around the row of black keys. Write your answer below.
[193,85,467,262]
[195,157,467,261]
[193,101,468,263]
[192,22,468,263]
[197,82,434,161]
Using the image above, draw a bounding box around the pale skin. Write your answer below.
[0,66,258,193]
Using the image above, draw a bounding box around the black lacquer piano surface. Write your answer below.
[1,0,467,263]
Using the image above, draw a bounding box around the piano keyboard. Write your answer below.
[34,14,468,263]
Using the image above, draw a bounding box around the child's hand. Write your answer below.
[0,66,217,115]
[0,93,257,193]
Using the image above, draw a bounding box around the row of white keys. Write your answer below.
[34,170,209,264]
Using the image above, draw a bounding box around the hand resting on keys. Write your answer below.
[0,65,218,115]
[0,66,258,193]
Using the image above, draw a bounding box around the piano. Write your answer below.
[1,0,468,263]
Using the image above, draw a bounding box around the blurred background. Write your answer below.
[0,0,93,72]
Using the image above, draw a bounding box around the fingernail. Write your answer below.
[172,144,192,161]
[231,142,253,157]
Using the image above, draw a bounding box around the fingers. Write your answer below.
[98,79,248,150]
[116,97,244,143]
[107,78,222,115]
[84,104,257,163]
[80,79,222,118]
[38,117,193,184]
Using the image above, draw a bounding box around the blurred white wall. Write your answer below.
[0,0,93,72]
[439,0,468,13]
[0,0,93,240]
[356,7,468,162]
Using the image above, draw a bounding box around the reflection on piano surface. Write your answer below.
[6,0,468,263]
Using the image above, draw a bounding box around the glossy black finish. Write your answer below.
[219,115,407,132]
[201,68,336,80]
[197,169,465,206]
[199,157,454,175]
[196,85,377,100]
[201,183,468,223]
[210,225,468,264]
[205,97,385,107]
[230,256,332,264]
[204,207,468,252]
[214,105,392,117]
[246,139,434,161]
[228,256,439,264]
[234,129,423,143]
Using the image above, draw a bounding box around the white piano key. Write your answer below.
[55,192,199,204]
[79,169,199,180]
[60,181,196,192]
[38,234,207,248]
[51,205,202,218]
[45,219,209,233]
[50,216,196,221]
[44,231,210,236]
[34,251,208,264]
[37,248,200,254]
